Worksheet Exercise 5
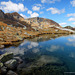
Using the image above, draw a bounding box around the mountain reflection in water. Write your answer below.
[0,34,75,75]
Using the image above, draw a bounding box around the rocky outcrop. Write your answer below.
[64,26,75,31]
[25,17,62,29]
[0,52,13,63]
[0,52,23,75]
[5,59,17,69]
[5,12,24,21]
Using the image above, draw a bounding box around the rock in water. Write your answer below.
[6,70,18,75]
[1,66,7,74]
[0,62,3,68]
[13,57,23,64]
[0,52,13,63]
[5,59,17,69]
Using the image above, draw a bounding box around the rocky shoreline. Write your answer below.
[0,52,23,75]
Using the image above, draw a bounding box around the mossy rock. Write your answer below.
[0,52,13,63]
[0,62,3,68]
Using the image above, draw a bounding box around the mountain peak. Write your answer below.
[0,9,5,18]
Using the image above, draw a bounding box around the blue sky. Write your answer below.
[0,0,75,27]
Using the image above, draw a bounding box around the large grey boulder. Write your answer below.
[5,59,17,69]
[6,70,18,75]
[0,52,13,63]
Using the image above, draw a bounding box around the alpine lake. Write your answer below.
[0,34,75,75]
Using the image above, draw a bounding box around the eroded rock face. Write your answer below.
[0,52,13,63]
[5,59,17,69]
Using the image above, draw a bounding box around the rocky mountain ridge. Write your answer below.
[0,9,74,48]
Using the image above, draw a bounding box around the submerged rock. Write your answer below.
[5,59,17,69]
[0,52,13,63]
[0,62,3,68]
[7,70,18,75]
[1,66,7,74]
[14,57,23,64]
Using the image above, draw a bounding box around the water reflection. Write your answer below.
[0,34,75,74]
[46,45,64,52]
[17,55,68,75]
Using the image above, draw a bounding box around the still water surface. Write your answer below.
[0,34,75,75]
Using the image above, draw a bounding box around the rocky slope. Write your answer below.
[0,10,74,48]
[0,10,32,30]
[64,26,75,31]
[24,17,62,31]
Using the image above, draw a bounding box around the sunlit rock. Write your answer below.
[5,59,17,69]
[0,52,13,63]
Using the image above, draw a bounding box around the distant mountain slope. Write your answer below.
[25,17,62,30]
[64,26,75,31]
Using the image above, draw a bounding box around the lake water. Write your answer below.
[0,34,75,75]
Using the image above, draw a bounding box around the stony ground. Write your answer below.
[0,21,73,48]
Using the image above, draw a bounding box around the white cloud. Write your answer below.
[28,42,39,49]
[41,0,60,3]
[20,40,28,46]
[22,0,24,1]
[46,45,64,52]
[4,47,27,55]
[32,6,40,11]
[20,13,27,18]
[59,23,67,25]
[32,48,39,53]
[70,0,75,7]
[27,10,32,15]
[69,52,75,58]
[34,4,42,7]
[72,22,75,25]
[47,7,65,14]
[40,11,44,14]
[0,1,28,13]
[68,17,75,21]
[31,12,39,17]
[66,43,75,47]
[67,13,75,17]
[68,38,75,42]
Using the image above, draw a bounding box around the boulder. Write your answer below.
[5,59,17,69]
[6,70,18,75]
[14,57,23,64]
[1,66,7,74]
[0,52,13,63]
[0,62,3,68]
[0,45,4,48]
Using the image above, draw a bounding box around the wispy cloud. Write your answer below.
[47,7,65,14]
[70,0,75,7]
[67,13,75,17]
[68,17,75,21]
[32,6,40,11]
[59,23,67,25]
[72,22,75,25]
[46,45,64,52]
[41,0,60,4]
